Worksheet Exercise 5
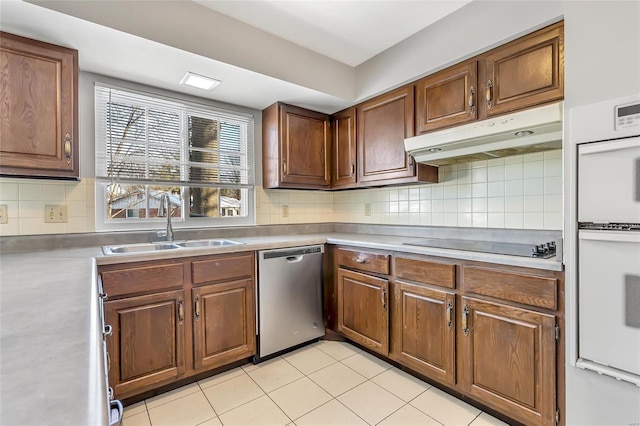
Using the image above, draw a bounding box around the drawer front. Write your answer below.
[462,266,557,309]
[395,256,456,288]
[192,252,254,285]
[337,248,390,275]
[101,263,184,298]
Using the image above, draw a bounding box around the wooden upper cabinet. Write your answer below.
[459,296,556,426]
[0,32,79,179]
[330,107,357,188]
[337,268,389,355]
[192,279,255,371]
[105,290,186,399]
[479,22,564,118]
[416,62,478,133]
[392,282,456,385]
[262,102,330,189]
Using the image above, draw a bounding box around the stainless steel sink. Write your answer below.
[103,242,181,255]
[102,239,244,255]
[175,239,244,248]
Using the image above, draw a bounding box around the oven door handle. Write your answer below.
[579,230,640,243]
[579,137,640,155]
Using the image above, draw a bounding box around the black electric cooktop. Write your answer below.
[402,238,557,259]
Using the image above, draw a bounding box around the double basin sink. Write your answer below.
[102,239,244,255]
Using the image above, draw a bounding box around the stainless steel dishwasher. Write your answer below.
[256,245,325,361]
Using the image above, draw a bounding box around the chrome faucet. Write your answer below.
[157,193,174,242]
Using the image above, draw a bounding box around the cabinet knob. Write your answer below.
[352,257,369,264]
[485,80,494,109]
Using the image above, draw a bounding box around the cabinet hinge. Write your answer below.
[555,324,560,341]
[555,408,560,424]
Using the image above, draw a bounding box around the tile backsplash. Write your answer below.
[0,150,562,236]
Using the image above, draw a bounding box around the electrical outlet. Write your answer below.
[45,204,68,223]
[282,205,289,217]
[364,203,372,216]
[0,204,8,224]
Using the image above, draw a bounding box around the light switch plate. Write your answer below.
[45,204,68,223]
[364,203,372,216]
[282,205,289,218]
[0,204,8,224]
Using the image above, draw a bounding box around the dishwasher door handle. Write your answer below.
[286,255,304,263]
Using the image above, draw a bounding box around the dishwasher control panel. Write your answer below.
[262,245,323,259]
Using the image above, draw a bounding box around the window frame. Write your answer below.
[94,83,255,232]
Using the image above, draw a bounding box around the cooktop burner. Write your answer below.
[402,238,557,258]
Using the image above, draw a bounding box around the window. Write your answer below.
[95,85,254,230]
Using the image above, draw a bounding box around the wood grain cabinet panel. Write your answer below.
[262,102,330,189]
[357,85,438,186]
[459,296,556,426]
[101,262,184,298]
[479,22,564,118]
[330,107,357,188]
[337,248,390,275]
[191,253,254,285]
[337,268,389,355]
[0,32,78,179]
[192,279,255,370]
[416,62,478,133]
[392,281,455,385]
[105,290,186,399]
[395,256,456,289]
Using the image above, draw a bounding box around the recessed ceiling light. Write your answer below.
[179,72,221,91]
[515,130,534,137]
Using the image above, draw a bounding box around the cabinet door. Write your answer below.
[459,296,556,426]
[357,86,416,183]
[392,282,455,385]
[0,32,78,178]
[192,279,255,370]
[416,62,478,133]
[337,268,389,355]
[280,103,330,187]
[480,22,563,118]
[105,290,186,399]
[330,107,357,188]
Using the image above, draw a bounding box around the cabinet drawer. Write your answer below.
[101,263,184,298]
[192,252,254,285]
[395,256,456,288]
[337,249,390,275]
[462,266,557,309]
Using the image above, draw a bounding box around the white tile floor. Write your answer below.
[122,341,509,426]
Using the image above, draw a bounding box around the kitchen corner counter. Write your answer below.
[0,253,108,426]
[0,227,563,425]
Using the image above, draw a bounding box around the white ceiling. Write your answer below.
[194,1,471,67]
[1,0,471,113]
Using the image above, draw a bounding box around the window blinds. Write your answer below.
[95,84,254,188]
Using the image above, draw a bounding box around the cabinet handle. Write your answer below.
[64,133,72,164]
[485,80,493,109]
[282,161,287,175]
[352,257,369,264]
[103,324,113,340]
[462,305,469,336]
[446,300,453,331]
[178,299,184,324]
[381,287,387,311]
[350,162,355,176]
[108,386,114,401]
[100,292,108,301]
[194,297,200,321]
[468,86,475,114]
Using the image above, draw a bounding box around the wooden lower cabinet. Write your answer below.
[192,279,255,370]
[105,290,186,398]
[392,281,455,385]
[459,296,557,426]
[337,268,389,355]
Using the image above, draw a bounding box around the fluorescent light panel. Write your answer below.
[180,72,221,91]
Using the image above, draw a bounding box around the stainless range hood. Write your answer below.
[404,102,563,166]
